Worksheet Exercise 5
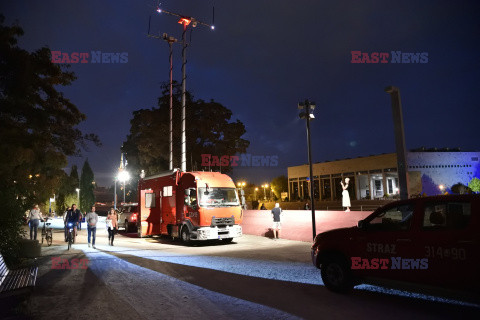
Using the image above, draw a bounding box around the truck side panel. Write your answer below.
[139,173,177,237]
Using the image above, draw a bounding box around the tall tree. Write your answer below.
[0,16,99,262]
[54,171,68,214]
[68,165,79,205]
[270,175,288,199]
[79,160,95,212]
[123,81,249,179]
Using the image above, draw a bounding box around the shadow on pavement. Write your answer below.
[101,250,480,320]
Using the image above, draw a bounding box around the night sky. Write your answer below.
[2,0,479,187]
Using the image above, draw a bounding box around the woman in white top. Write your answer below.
[341,178,351,212]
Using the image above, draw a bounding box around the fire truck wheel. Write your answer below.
[320,255,354,293]
[221,238,233,244]
[181,227,191,243]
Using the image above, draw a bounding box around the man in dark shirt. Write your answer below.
[271,203,283,239]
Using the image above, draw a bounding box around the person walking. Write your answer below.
[341,177,351,212]
[77,211,83,231]
[271,203,283,240]
[85,206,98,249]
[106,208,118,246]
[63,206,71,241]
[27,205,44,241]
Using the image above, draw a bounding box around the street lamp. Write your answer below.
[49,194,55,215]
[262,184,269,201]
[118,170,130,204]
[254,187,258,201]
[439,184,445,195]
[299,99,317,240]
[75,188,80,205]
[114,176,118,210]
[237,182,246,189]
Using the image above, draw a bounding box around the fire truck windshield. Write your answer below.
[198,187,240,207]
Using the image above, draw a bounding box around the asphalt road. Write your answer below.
[5,228,480,320]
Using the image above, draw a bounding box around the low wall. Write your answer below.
[241,210,372,242]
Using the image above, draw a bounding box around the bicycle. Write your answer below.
[41,218,53,246]
[66,222,75,250]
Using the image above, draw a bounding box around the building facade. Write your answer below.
[287,151,480,201]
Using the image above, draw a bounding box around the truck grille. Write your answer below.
[211,217,235,226]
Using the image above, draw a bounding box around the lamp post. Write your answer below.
[114,177,117,210]
[75,188,80,205]
[254,187,258,201]
[385,86,409,200]
[118,170,130,204]
[299,99,317,240]
[262,184,269,201]
[49,194,55,215]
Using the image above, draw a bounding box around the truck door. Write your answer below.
[355,203,417,282]
[418,200,478,290]
[184,188,200,227]
[139,189,155,237]
[161,185,176,235]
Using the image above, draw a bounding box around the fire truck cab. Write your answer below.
[138,170,243,243]
[311,195,480,295]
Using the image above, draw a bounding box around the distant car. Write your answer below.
[311,195,480,295]
[118,203,139,233]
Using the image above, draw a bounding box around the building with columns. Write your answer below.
[287,150,480,201]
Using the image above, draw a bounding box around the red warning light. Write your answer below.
[178,18,191,26]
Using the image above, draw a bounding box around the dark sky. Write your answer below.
[2,0,479,187]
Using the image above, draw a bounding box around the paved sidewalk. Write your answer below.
[4,229,309,320]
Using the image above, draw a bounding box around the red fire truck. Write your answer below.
[137,169,244,243]
[311,195,480,296]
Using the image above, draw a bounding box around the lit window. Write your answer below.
[145,193,156,208]
[163,186,173,197]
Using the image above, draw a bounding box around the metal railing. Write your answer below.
[318,205,381,211]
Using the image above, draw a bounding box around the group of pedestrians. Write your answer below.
[27,204,118,247]
[63,204,118,247]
